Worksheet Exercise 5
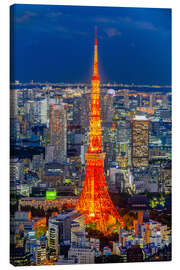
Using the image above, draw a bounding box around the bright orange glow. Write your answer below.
[136,107,155,114]
[76,31,124,234]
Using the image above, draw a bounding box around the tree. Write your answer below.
[35,224,47,239]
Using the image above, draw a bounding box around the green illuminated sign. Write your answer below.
[46,191,56,200]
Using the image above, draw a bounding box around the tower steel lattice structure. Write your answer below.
[76,31,124,234]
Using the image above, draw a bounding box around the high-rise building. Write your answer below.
[40,99,48,125]
[101,89,114,124]
[117,124,130,157]
[73,97,81,126]
[48,212,72,255]
[35,236,47,265]
[47,104,67,163]
[124,92,129,108]
[24,101,34,122]
[131,115,149,168]
[10,89,18,116]
[48,210,84,255]
[149,94,155,108]
[10,158,24,182]
[81,92,91,129]
[76,30,124,234]
[10,89,20,139]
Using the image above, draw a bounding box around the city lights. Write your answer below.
[10,4,171,266]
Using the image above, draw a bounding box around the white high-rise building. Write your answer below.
[40,99,48,125]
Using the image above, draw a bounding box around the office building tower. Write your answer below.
[40,99,48,125]
[124,92,129,108]
[48,213,71,255]
[10,89,20,139]
[101,89,114,124]
[81,92,91,129]
[131,115,149,168]
[48,210,82,255]
[48,104,67,163]
[10,158,24,182]
[35,236,47,265]
[73,97,81,126]
[10,89,18,117]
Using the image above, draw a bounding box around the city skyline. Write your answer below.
[10,4,172,266]
[11,4,171,85]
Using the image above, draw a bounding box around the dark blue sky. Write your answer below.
[10,4,171,85]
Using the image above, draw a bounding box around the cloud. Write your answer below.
[94,15,157,33]
[104,27,122,38]
[118,16,132,23]
[94,16,115,24]
[16,11,37,23]
[55,26,69,34]
[118,16,157,31]
[47,11,63,18]
[94,16,132,25]
[55,26,88,38]
[135,21,157,31]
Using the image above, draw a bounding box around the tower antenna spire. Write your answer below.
[95,26,97,38]
[93,26,98,77]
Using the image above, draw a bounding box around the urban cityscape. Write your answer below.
[10,4,171,266]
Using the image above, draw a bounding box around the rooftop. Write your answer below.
[134,115,148,121]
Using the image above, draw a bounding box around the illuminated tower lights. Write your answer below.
[76,30,124,234]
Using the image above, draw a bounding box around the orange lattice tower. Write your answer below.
[76,29,124,234]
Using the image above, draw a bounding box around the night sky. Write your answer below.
[10,4,171,85]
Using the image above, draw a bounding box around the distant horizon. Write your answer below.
[10,4,171,85]
[10,80,171,87]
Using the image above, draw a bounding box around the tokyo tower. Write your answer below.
[76,30,124,234]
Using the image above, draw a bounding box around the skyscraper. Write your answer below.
[10,89,20,139]
[131,115,149,168]
[10,89,18,117]
[81,92,91,129]
[48,210,83,255]
[40,99,48,125]
[101,89,114,124]
[76,30,124,234]
[48,212,71,255]
[47,104,67,164]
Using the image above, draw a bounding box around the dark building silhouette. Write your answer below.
[127,246,144,262]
